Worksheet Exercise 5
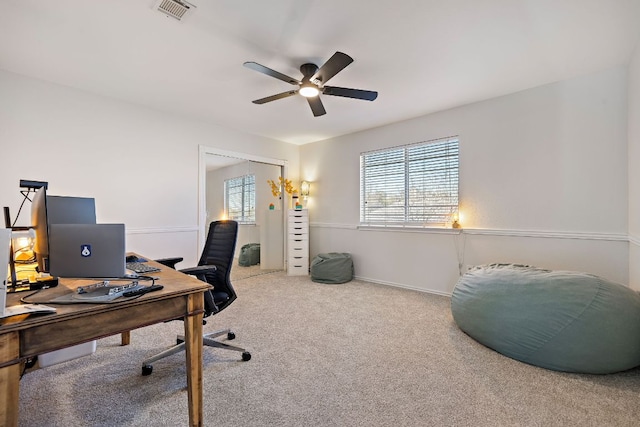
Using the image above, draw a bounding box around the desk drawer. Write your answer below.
[288,254,309,265]
[289,245,308,256]
[20,297,188,357]
[288,266,308,276]
[287,259,309,276]
[288,223,309,233]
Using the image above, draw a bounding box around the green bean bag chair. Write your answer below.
[238,243,260,266]
[311,253,354,284]
[451,264,640,374]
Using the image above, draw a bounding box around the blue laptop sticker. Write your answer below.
[81,245,92,257]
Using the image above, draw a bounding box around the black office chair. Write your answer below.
[141,220,251,376]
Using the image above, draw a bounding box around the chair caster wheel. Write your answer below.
[227,332,236,340]
[142,364,153,376]
[242,352,251,361]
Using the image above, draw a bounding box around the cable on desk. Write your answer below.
[19,288,45,304]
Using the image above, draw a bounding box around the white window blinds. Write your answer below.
[360,137,459,226]
[225,174,256,223]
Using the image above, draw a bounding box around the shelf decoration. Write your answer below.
[267,178,282,198]
[268,177,297,207]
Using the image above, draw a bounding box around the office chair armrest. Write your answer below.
[179,265,217,283]
[155,257,184,269]
[179,265,217,276]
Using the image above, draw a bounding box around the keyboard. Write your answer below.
[126,262,161,274]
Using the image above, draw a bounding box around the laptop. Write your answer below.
[48,223,126,278]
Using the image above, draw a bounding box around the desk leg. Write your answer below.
[184,292,204,427]
[0,332,20,427]
[121,331,131,346]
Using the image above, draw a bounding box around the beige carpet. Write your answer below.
[18,272,640,426]
[231,260,281,281]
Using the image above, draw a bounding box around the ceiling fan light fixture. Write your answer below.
[299,84,320,98]
[244,51,377,117]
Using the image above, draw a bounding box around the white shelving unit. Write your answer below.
[287,209,309,275]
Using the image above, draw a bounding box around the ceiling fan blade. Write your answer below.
[243,62,300,85]
[252,90,298,104]
[307,96,326,117]
[322,86,378,101]
[310,52,353,85]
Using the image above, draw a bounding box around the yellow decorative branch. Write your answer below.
[267,177,297,198]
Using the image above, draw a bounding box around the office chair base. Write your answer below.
[141,341,187,375]
[141,330,250,375]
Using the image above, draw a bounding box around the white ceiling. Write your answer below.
[1,0,639,145]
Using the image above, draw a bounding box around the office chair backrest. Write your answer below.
[199,220,238,314]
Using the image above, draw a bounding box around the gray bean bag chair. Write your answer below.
[238,243,260,267]
[451,264,640,374]
[311,253,354,284]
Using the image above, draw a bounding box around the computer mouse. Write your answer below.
[126,255,138,263]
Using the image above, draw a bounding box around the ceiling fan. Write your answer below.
[243,51,378,117]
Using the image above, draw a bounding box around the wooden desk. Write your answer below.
[0,258,211,427]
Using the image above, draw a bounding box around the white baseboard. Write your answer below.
[354,275,453,297]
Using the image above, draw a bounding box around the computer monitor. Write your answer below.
[47,196,97,225]
[31,188,97,273]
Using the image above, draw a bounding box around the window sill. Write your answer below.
[357,224,462,234]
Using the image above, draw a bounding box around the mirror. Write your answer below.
[203,151,285,280]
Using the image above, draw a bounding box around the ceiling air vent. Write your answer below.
[154,0,195,21]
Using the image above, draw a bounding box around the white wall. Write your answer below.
[0,70,299,267]
[301,67,629,294]
[629,42,640,291]
[1,66,632,293]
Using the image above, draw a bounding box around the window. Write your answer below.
[225,174,256,223]
[360,137,459,227]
